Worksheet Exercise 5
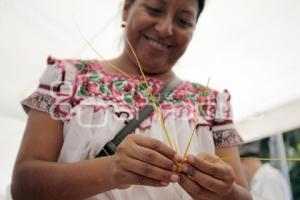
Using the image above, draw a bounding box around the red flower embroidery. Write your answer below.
[47,56,56,65]
[124,82,134,92]
[134,92,146,104]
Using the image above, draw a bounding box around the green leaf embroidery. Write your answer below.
[99,84,110,94]
[124,94,134,104]
[78,85,88,96]
[188,93,197,100]
[114,80,124,90]
[75,63,85,71]
[89,72,100,82]
[138,82,148,91]
[202,89,209,97]
[192,83,203,90]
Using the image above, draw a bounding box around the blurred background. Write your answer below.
[0,0,299,199]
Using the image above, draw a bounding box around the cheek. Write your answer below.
[176,27,194,45]
[173,31,194,55]
[180,31,194,47]
[126,23,139,42]
[125,23,148,51]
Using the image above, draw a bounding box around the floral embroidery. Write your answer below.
[70,59,217,120]
[22,93,56,115]
[22,56,242,148]
[213,128,243,148]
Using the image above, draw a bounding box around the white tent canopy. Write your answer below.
[1,0,300,197]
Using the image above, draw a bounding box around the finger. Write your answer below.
[125,170,171,187]
[124,155,180,183]
[129,143,177,171]
[182,163,233,195]
[186,154,235,182]
[179,174,221,200]
[133,135,181,162]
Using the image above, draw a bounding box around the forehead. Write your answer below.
[140,0,198,11]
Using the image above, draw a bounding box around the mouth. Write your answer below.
[143,34,173,50]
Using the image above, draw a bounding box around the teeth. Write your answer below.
[149,39,168,49]
[145,35,169,49]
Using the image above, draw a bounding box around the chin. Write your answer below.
[139,57,173,75]
[143,68,165,75]
[140,62,171,75]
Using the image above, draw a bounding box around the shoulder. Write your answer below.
[171,80,217,102]
[44,56,106,90]
[174,80,232,106]
[21,56,103,119]
[46,56,101,75]
[259,163,285,178]
[177,80,231,97]
[178,81,243,147]
[254,163,287,184]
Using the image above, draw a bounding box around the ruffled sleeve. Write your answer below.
[21,56,78,120]
[212,90,243,148]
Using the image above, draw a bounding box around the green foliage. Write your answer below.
[255,129,300,199]
[284,129,300,200]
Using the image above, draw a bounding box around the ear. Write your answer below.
[122,0,132,22]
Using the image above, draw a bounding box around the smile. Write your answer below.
[143,34,173,50]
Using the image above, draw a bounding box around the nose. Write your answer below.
[155,16,174,38]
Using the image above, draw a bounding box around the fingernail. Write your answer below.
[174,153,182,162]
[170,174,180,182]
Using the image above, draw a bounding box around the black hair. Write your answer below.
[239,141,261,158]
[126,0,206,20]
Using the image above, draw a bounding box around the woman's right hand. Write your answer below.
[108,134,181,189]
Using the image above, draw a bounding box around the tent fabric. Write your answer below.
[1,0,300,197]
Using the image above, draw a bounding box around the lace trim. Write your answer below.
[22,93,57,116]
[213,128,244,148]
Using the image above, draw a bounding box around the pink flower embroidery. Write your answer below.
[87,64,100,72]
[87,82,99,95]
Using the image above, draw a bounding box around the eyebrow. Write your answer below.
[149,0,196,18]
[181,9,196,18]
[158,0,168,5]
[148,0,167,5]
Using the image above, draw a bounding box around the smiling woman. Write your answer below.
[119,0,199,75]
[11,0,252,200]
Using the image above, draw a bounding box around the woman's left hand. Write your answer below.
[179,153,236,200]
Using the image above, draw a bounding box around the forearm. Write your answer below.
[223,183,252,200]
[11,156,115,200]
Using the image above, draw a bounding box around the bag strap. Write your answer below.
[96,77,182,157]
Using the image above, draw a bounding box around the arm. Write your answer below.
[216,147,252,200]
[11,110,116,200]
[11,110,180,200]
[179,147,252,200]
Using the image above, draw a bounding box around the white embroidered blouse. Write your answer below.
[22,56,243,200]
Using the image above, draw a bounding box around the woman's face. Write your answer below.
[123,0,198,75]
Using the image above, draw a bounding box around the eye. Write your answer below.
[146,6,163,16]
[178,18,193,28]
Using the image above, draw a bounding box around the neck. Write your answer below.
[103,53,176,83]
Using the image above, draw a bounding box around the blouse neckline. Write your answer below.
[94,60,167,86]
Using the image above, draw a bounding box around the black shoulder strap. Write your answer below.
[96,77,182,157]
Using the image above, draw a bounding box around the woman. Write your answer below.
[11,0,252,199]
